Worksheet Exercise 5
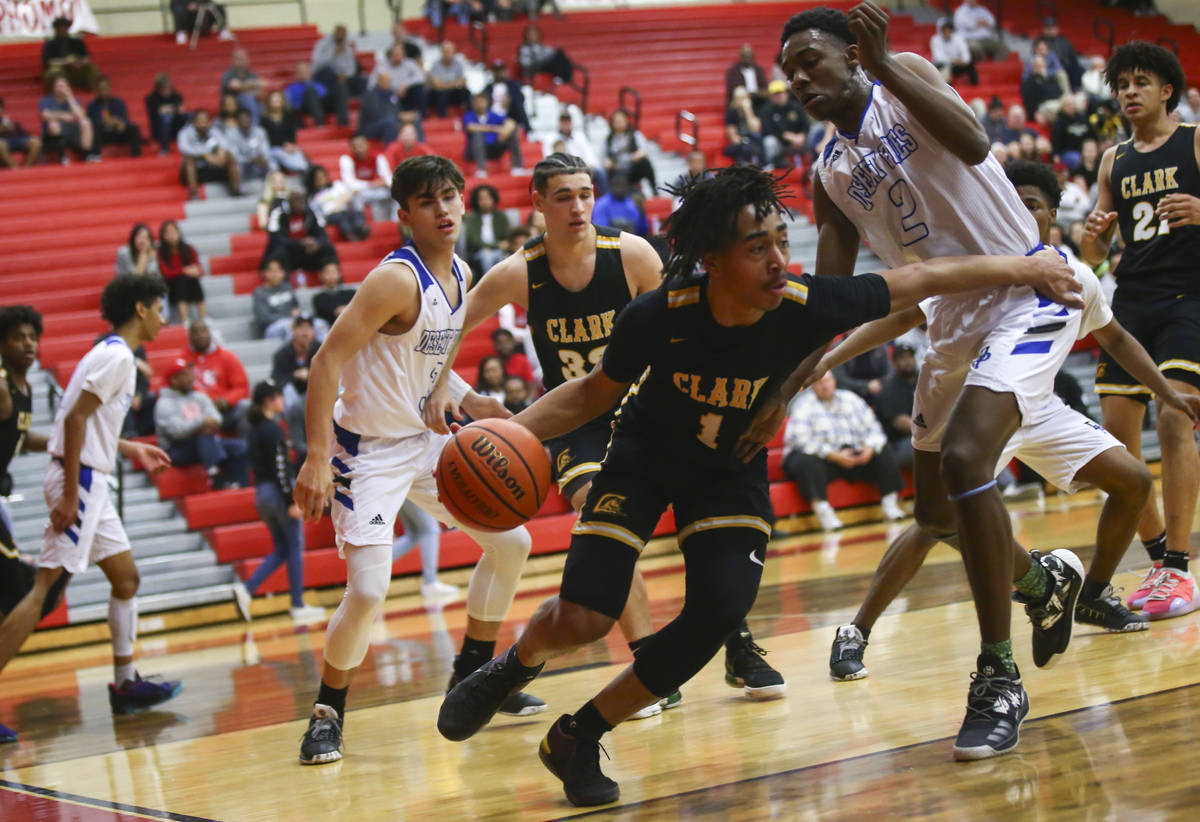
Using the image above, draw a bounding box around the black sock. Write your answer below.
[724,618,751,651]
[454,636,496,679]
[627,636,652,656]
[567,700,613,742]
[1162,549,1191,573]
[855,623,871,641]
[1081,577,1108,600]
[317,682,348,718]
[1143,532,1167,563]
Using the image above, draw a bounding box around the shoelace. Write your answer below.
[962,672,1018,722]
[835,636,865,660]
[1137,567,1166,593]
[303,714,342,746]
[1147,572,1184,601]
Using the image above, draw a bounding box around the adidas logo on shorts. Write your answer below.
[913,413,927,428]
[368,514,386,526]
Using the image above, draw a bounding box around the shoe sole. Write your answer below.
[298,750,343,765]
[1144,595,1200,621]
[830,666,869,681]
[497,702,548,717]
[1035,549,1085,669]
[1074,613,1150,633]
[742,683,787,700]
[628,702,662,720]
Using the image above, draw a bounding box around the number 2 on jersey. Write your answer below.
[888,179,929,247]
[697,412,721,449]
[1132,201,1170,241]
[559,346,605,380]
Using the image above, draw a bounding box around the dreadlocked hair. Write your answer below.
[1104,41,1185,113]
[661,165,793,281]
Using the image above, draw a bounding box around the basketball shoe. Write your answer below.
[538,714,620,807]
[445,669,546,718]
[109,674,183,715]
[0,722,16,743]
[438,646,544,741]
[829,624,869,681]
[628,690,682,720]
[1014,549,1084,668]
[1075,584,1149,632]
[299,703,343,765]
[724,628,786,699]
[1142,568,1200,620]
[952,654,1029,761]
[1127,563,1164,610]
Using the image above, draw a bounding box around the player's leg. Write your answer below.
[0,566,66,674]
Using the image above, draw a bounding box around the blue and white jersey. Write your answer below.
[47,336,135,474]
[333,244,468,438]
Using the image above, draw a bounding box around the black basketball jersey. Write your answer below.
[601,272,892,471]
[1111,123,1200,297]
[525,226,632,393]
[0,373,32,473]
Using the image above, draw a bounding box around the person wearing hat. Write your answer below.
[42,17,100,91]
[759,78,811,168]
[870,342,921,471]
[153,357,250,489]
[930,19,977,86]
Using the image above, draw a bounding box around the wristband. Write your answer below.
[447,370,470,405]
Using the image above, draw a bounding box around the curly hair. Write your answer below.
[0,305,43,341]
[1004,159,1061,209]
[101,273,167,329]
[780,6,857,49]
[1104,41,1185,113]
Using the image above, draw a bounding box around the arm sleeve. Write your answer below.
[447,369,471,405]
[82,347,133,404]
[803,273,892,339]
[599,290,665,383]
[1075,264,1113,337]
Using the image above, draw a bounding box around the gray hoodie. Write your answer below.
[154,386,220,450]
[252,281,298,334]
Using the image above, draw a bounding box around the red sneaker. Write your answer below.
[1142,569,1200,620]
[1127,563,1164,610]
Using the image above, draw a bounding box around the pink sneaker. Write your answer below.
[1142,569,1200,620]
[1127,563,1164,610]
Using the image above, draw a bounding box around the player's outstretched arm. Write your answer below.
[511,367,630,443]
[805,306,924,390]
[1092,319,1200,425]
[883,249,1083,311]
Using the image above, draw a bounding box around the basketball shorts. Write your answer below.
[39,459,131,575]
[1095,290,1200,401]
[547,418,613,502]
[559,431,773,620]
[996,396,1123,492]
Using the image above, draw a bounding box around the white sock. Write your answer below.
[114,662,136,686]
[108,596,138,684]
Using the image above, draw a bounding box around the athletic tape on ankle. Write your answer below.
[946,479,997,502]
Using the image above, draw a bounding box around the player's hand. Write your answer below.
[1161,389,1200,428]
[422,383,461,435]
[461,391,512,422]
[1082,209,1118,243]
[1156,193,1200,229]
[1023,248,1084,309]
[734,394,787,463]
[848,2,891,77]
[293,456,333,522]
[132,442,173,475]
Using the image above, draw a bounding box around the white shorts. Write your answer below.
[39,459,131,575]
[995,397,1123,493]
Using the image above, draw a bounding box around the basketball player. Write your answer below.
[437,165,1081,806]
[819,160,1200,683]
[291,155,539,766]
[425,153,784,717]
[1081,41,1200,619]
[0,275,183,731]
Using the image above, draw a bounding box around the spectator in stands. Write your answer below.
[171,0,233,45]
[383,122,433,170]
[475,355,507,401]
[257,170,290,230]
[158,220,205,322]
[463,92,525,178]
[723,86,767,166]
[604,108,656,195]
[86,76,142,158]
[339,133,394,217]
[782,371,906,531]
[145,74,187,156]
[311,24,361,125]
[542,110,605,189]
[1023,39,1068,89]
[506,224,534,252]
[491,327,535,385]
[371,44,428,121]
[40,76,95,162]
[1080,55,1111,104]
[1039,18,1082,90]
[178,110,239,199]
[115,223,160,277]
[1050,93,1093,170]
[592,173,650,238]
[0,97,42,168]
[518,23,573,83]
[253,258,300,340]
[869,343,919,471]
[225,107,270,183]
[123,342,156,437]
[1021,55,1064,122]
[1058,173,1091,227]
[358,71,403,144]
[390,498,458,600]
[214,92,240,139]
[307,164,369,242]
[503,375,531,414]
[264,190,340,284]
[484,59,531,133]
[930,19,977,86]
[463,185,511,277]
[220,48,264,124]
[953,0,1005,62]
[1002,103,1030,148]
[1176,87,1200,125]
[284,62,325,125]
[758,80,810,169]
[185,318,249,432]
[1073,137,1101,189]
[271,314,320,456]
[311,264,355,328]
[980,96,1012,145]
[155,358,250,489]
[725,44,768,106]
[259,91,308,174]
[42,16,99,91]
[379,19,424,65]
[1088,98,1127,146]
[833,344,890,401]
[428,41,470,118]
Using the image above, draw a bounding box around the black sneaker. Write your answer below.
[1076,584,1149,633]
[538,714,620,807]
[1014,549,1084,668]
[446,670,547,717]
[108,674,183,715]
[438,646,544,741]
[724,629,786,699]
[952,654,1030,761]
[829,624,869,681]
[298,703,343,765]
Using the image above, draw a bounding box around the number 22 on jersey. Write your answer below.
[1131,201,1170,242]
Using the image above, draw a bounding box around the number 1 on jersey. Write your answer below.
[697,412,721,449]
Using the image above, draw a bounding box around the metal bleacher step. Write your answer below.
[70,546,218,589]
[67,583,240,624]
[66,563,235,610]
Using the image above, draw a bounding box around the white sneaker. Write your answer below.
[814,501,842,532]
[628,699,663,720]
[880,493,905,522]
[218,28,236,41]
[175,31,187,45]
[231,582,252,622]
[421,580,459,600]
[290,604,326,622]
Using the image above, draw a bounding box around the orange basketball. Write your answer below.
[436,419,550,532]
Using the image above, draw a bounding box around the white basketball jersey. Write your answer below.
[333,245,467,438]
[48,336,135,474]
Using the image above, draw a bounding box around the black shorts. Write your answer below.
[559,431,773,620]
[0,514,67,618]
[179,158,228,184]
[1096,289,1200,402]
[547,418,613,501]
[166,274,205,305]
[2,134,31,153]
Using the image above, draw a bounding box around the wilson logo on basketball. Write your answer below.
[470,435,526,501]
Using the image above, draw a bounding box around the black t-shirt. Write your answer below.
[758,99,810,140]
[248,416,294,496]
[260,113,298,147]
[42,36,88,67]
[312,287,355,327]
[870,373,917,444]
[601,272,891,471]
[271,340,320,393]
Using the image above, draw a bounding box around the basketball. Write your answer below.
[436,419,550,532]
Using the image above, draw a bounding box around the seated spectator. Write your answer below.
[1001,103,1028,148]
[264,190,340,285]
[1040,18,1082,90]
[260,91,308,174]
[86,76,142,157]
[185,318,250,432]
[171,0,233,45]
[253,258,300,340]
[725,44,768,106]
[518,23,572,83]
[671,149,712,195]
[116,223,160,277]
[953,0,1005,62]
[371,44,428,120]
[358,70,403,144]
[592,174,649,238]
[475,355,507,401]
[604,108,656,194]
[311,24,361,125]
[257,170,290,230]
[214,92,240,139]
[158,220,205,322]
[40,76,95,162]
[225,107,270,182]
[544,110,605,190]
[758,80,810,168]
[833,344,890,401]
[311,264,355,327]
[285,61,345,127]
[980,96,1014,145]
[782,371,905,531]
[464,184,511,277]
[42,16,99,91]
[723,86,767,166]
[930,19,977,85]
[378,19,423,65]
[1058,173,1091,227]
[1089,99,1127,145]
[428,41,470,118]
[1050,93,1093,169]
[124,342,156,437]
[339,133,394,217]
[145,73,187,156]
[1021,56,1063,121]
[154,358,250,489]
[0,97,43,168]
[307,164,369,242]
[484,59,531,133]
[178,109,240,199]
[491,327,535,384]
[383,122,433,169]
[869,343,919,471]
[1176,87,1200,126]
[1023,39,1068,91]
[463,92,525,177]
[1080,56,1111,104]
[221,48,264,123]
[271,315,320,456]
[503,375,531,414]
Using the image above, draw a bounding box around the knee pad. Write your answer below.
[323,544,392,672]
[464,526,532,622]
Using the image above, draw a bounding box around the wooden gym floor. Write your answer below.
[1,487,1198,820]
